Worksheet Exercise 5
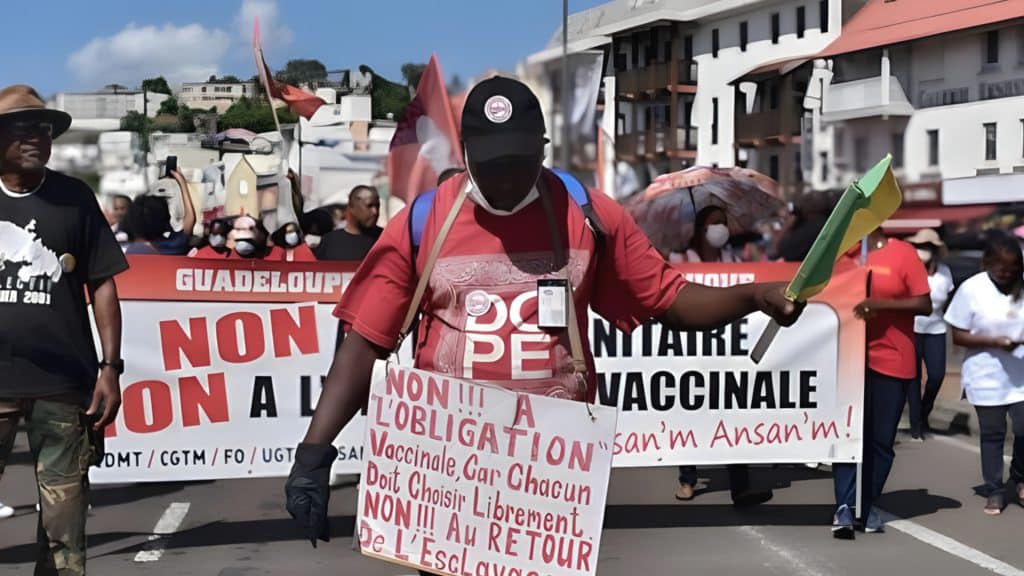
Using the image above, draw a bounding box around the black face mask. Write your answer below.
[466,151,542,212]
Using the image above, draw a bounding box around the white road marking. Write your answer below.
[932,434,1011,464]
[133,502,190,563]
[878,509,1024,576]
[735,525,831,576]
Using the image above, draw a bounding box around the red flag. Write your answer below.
[387,54,463,201]
[252,17,325,120]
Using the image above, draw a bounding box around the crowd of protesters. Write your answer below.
[99,175,386,263]
[91,157,1024,528]
[3,77,1024,576]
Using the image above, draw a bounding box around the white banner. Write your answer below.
[91,301,347,482]
[92,260,865,483]
[357,363,616,576]
[593,306,859,465]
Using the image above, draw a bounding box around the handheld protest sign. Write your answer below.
[751,155,901,364]
[356,362,617,576]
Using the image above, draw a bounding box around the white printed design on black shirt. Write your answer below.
[0,219,61,305]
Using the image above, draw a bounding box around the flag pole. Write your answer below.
[254,43,283,135]
[264,54,283,135]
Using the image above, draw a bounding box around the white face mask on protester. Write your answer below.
[285,232,300,247]
[209,234,225,248]
[305,234,321,248]
[917,249,933,263]
[705,224,730,249]
[235,240,256,256]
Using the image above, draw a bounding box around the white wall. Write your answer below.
[904,96,1024,183]
[831,116,908,181]
[693,0,842,167]
[56,92,168,120]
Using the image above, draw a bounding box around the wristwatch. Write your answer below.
[99,359,125,375]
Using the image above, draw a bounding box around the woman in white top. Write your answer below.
[944,235,1024,515]
[908,229,955,440]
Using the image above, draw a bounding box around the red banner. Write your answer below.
[114,256,358,303]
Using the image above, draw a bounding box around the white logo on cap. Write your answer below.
[484,95,513,124]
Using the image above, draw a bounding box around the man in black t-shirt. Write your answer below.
[315,185,384,351]
[314,185,383,261]
[0,85,128,576]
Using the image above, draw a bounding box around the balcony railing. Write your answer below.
[646,130,667,156]
[615,133,640,158]
[676,127,698,150]
[735,110,801,144]
[617,128,694,159]
[677,60,698,85]
[616,62,674,96]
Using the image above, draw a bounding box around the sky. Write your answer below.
[4,0,608,97]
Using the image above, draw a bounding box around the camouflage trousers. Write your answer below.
[0,394,92,576]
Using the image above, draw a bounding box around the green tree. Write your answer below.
[141,76,172,95]
[401,62,427,89]
[220,97,297,133]
[207,74,243,83]
[362,65,410,122]
[158,96,180,116]
[275,59,328,87]
[248,74,265,98]
[120,111,152,133]
[177,105,197,133]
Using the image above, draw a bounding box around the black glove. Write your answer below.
[285,442,338,547]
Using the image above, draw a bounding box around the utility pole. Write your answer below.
[561,0,570,171]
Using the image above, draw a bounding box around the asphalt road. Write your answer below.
[1,426,1022,575]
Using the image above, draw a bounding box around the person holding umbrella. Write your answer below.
[672,204,772,506]
[630,166,784,261]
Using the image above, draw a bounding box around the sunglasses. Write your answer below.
[4,122,53,139]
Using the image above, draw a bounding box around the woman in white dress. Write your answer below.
[944,234,1024,515]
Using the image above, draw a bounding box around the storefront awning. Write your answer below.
[882,204,996,234]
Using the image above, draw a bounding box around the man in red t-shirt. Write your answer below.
[830,228,931,538]
[285,77,804,552]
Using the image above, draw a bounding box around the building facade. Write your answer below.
[822,22,1024,205]
[52,88,169,132]
[527,0,852,194]
[178,81,258,113]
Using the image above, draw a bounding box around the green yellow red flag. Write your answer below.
[751,154,902,363]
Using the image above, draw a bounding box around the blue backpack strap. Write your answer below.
[408,188,437,260]
[550,168,606,245]
[408,171,605,261]
[551,168,588,207]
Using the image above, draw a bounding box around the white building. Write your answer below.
[810,0,1024,206]
[289,92,403,220]
[52,88,169,132]
[730,0,1024,216]
[178,81,258,113]
[527,0,860,194]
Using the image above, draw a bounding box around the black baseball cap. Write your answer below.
[462,76,546,162]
